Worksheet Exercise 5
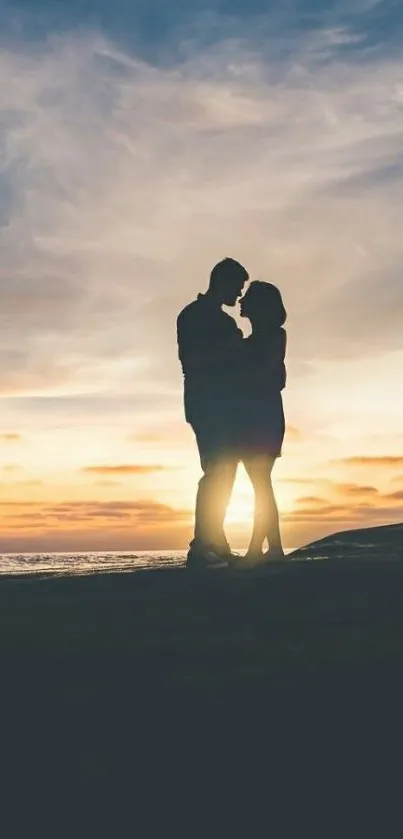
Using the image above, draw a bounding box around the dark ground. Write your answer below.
[1,535,403,833]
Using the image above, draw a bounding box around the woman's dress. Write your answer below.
[239,327,286,459]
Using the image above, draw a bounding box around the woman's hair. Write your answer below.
[246,281,287,327]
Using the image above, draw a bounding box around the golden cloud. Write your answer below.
[286,486,403,528]
[285,426,302,441]
[332,457,403,467]
[0,499,193,552]
[295,495,331,506]
[128,425,191,445]
[384,490,403,501]
[16,480,44,488]
[82,465,166,475]
[285,505,349,520]
[333,483,379,497]
[1,499,190,526]
[280,478,315,485]
[93,480,123,487]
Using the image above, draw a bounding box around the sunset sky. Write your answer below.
[0,0,402,552]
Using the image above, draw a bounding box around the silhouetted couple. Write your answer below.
[177,258,287,570]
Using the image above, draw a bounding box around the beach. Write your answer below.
[2,525,403,830]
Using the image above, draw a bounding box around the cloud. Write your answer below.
[0,433,22,442]
[383,490,403,501]
[333,456,403,467]
[1,20,403,403]
[287,482,403,527]
[93,480,123,487]
[0,498,191,529]
[285,499,355,520]
[0,495,192,552]
[295,495,330,506]
[332,482,379,497]
[286,505,401,530]
[280,477,314,485]
[0,501,37,506]
[128,424,192,445]
[285,425,302,441]
[82,464,166,475]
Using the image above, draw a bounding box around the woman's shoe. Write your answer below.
[233,547,286,572]
[232,551,265,571]
[264,546,285,561]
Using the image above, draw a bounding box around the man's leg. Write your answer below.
[193,455,237,554]
[191,425,238,556]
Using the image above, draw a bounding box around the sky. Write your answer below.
[0,0,402,552]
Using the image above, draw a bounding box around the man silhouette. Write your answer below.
[177,258,249,569]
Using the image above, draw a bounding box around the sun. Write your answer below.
[225,467,295,525]
[225,493,254,525]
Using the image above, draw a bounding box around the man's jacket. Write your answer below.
[177,293,243,426]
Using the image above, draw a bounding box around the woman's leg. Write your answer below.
[243,455,283,557]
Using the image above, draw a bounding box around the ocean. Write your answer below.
[0,549,295,578]
[0,550,188,578]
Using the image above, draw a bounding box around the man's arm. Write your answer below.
[177,311,243,375]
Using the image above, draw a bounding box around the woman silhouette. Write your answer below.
[238,281,287,566]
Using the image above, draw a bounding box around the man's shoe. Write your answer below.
[186,546,229,570]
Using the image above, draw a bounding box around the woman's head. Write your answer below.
[240,281,286,327]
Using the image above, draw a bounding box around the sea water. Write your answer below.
[0,549,295,578]
[0,550,188,577]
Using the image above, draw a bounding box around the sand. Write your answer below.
[1,522,402,828]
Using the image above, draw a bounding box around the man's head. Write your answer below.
[208,258,249,306]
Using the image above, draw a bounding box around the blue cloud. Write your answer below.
[0,0,401,63]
